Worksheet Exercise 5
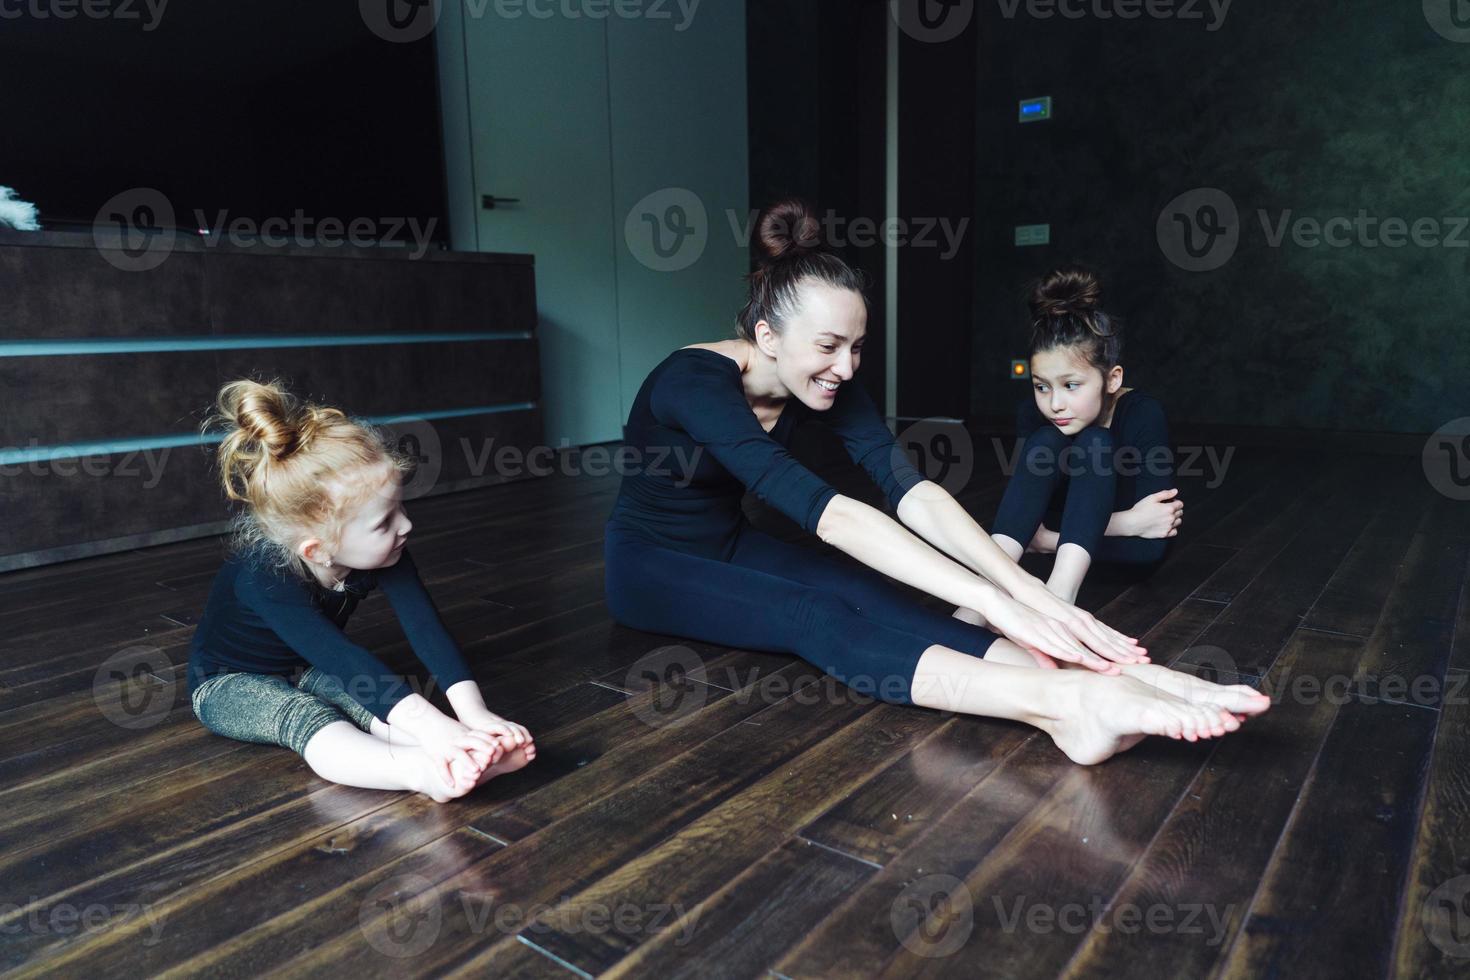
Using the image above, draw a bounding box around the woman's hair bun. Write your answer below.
[1029,265,1101,319]
[753,198,824,264]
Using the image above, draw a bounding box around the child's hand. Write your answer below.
[459,711,536,762]
[1130,488,1183,539]
[447,741,502,792]
[417,721,502,795]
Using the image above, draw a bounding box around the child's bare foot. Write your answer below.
[403,751,479,804]
[471,742,533,787]
[1117,662,1271,715]
[1044,672,1245,765]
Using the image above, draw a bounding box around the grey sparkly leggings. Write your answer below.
[190,667,378,757]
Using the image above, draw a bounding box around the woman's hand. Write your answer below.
[1129,489,1183,539]
[457,709,537,763]
[1002,580,1149,669]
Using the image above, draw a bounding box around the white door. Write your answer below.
[457,9,623,448]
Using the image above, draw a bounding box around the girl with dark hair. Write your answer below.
[981,266,1183,609]
[603,201,1266,765]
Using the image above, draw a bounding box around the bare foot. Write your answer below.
[1045,672,1245,765]
[471,744,533,787]
[407,752,480,804]
[1117,662,1271,715]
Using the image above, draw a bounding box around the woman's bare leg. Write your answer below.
[985,638,1266,717]
[910,640,1266,765]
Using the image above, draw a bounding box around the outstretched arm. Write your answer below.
[815,492,1143,669]
[886,482,1144,660]
[894,481,1036,594]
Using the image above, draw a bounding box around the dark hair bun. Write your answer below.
[754,198,823,264]
[1029,265,1101,319]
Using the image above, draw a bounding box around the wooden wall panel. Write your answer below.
[0,232,545,571]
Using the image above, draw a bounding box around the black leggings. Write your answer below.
[603,521,1000,704]
[991,423,1158,563]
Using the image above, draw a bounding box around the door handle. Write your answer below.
[481,195,522,210]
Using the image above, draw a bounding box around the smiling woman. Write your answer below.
[603,200,1265,765]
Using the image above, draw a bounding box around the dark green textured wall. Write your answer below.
[970,0,1470,434]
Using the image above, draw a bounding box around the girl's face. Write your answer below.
[758,282,867,411]
[1031,346,1122,434]
[304,463,413,572]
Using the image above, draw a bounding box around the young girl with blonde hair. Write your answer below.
[187,379,534,803]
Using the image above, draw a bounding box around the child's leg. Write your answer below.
[300,721,438,794]
[193,670,462,801]
[1046,426,1118,604]
[367,717,420,746]
[989,426,1072,561]
[302,722,530,799]
[294,667,427,747]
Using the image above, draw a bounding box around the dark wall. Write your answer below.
[971,0,1470,435]
[0,5,446,234]
[896,6,977,421]
[747,0,893,411]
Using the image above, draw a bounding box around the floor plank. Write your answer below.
[2,445,1461,979]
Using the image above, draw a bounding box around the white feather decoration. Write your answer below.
[0,186,41,231]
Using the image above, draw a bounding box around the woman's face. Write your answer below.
[759,281,867,411]
[1030,346,1121,434]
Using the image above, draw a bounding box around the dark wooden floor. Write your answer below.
[1,434,1467,978]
